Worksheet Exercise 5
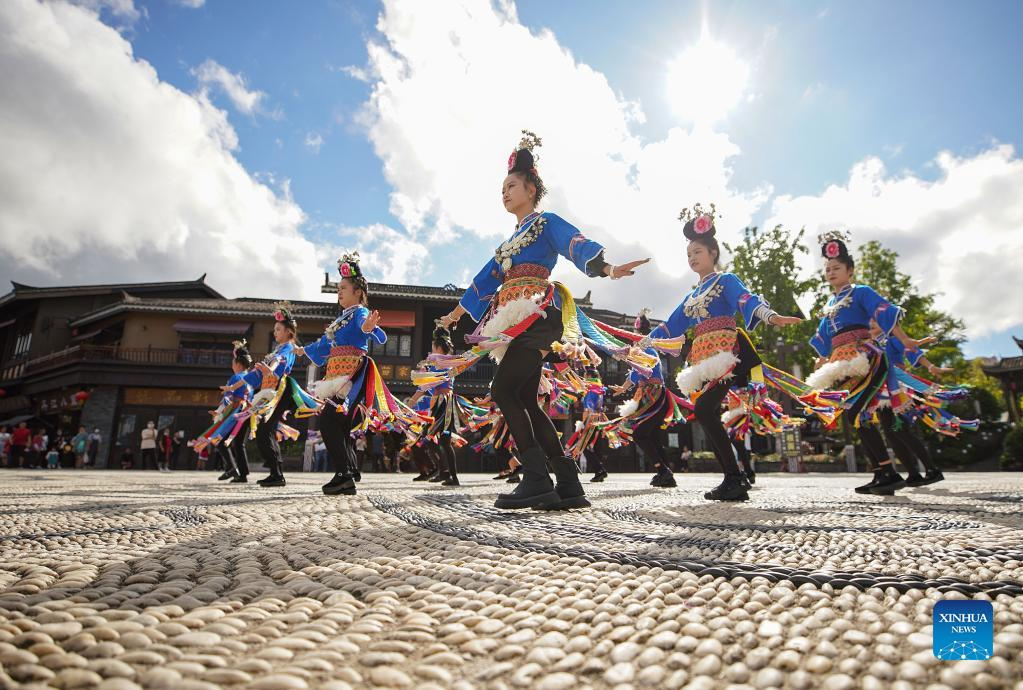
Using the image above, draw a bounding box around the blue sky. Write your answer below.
[2,0,1021,357]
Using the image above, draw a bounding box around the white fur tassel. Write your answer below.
[618,398,639,417]
[721,407,745,425]
[675,351,739,395]
[805,352,870,390]
[312,375,352,401]
[251,389,276,407]
[482,296,546,363]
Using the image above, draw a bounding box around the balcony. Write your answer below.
[25,344,245,375]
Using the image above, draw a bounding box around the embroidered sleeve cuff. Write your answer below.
[585,250,609,278]
[754,304,779,325]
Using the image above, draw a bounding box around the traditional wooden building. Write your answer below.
[0,275,689,470]
[981,336,1023,424]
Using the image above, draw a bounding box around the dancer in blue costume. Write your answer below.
[437,131,649,510]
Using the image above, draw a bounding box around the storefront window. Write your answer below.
[116,414,136,446]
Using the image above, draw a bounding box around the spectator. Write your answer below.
[158,428,174,472]
[371,433,384,472]
[313,433,328,473]
[31,428,48,469]
[86,428,102,468]
[140,421,157,470]
[680,446,693,472]
[172,430,185,469]
[120,446,134,470]
[0,425,9,468]
[71,425,89,469]
[10,422,30,468]
[355,435,367,474]
[46,443,60,469]
[196,444,209,471]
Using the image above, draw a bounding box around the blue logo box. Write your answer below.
[933,599,993,660]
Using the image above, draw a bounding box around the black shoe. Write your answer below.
[919,469,945,486]
[869,468,906,494]
[590,469,607,483]
[904,473,928,487]
[854,474,882,494]
[704,474,749,501]
[441,476,460,486]
[492,471,509,480]
[649,471,663,486]
[257,474,286,487]
[536,456,591,511]
[412,472,431,481]
[745,470,756,486]
[739,473,752,490]
[495,448,559,510]
[353,470,362,483]
[218,471,235,481]
[429,472,448,483]
[230,475,248,483]
[505,472,521,484]
[322,472,357,495]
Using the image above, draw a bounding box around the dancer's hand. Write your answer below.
[362,310,381,333]
[770,315,803,327]
[926,363,954,377]
[916,335,938,348]
[292,346,305,358]
[256,362,272,374]
[607,258,650,279]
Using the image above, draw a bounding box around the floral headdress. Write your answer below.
[507,129,542,174]
[271,301,295,324]
[678,202,718,240]
[337,251,363,280]
[817,230,851,260]
[231,339,248,357]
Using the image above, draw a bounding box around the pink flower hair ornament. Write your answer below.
[825,241,841,258]
[694,214,713,235]
[507,151,517,172]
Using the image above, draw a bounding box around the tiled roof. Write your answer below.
[70,296,339,328]
[0,276,221,307]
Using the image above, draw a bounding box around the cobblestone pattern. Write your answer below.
[0,471,1021,690]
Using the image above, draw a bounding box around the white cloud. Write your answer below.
[318,224,429,285]
[0,0,324,300]
[765,144,1023,339]
[175,0,205,7]
[350,0,769,320]
[70,0,140,25]
[304,132,325,153]
[193,58,273,117]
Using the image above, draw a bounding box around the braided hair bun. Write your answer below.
[506,130,547,208]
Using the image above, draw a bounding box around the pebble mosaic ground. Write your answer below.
[0,470,1021,690]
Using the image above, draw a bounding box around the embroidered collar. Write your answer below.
[494,212,547,272]
[325,306,359,339]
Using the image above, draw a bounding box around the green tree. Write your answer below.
[724,225,819,376]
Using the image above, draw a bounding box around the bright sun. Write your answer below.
[666,32,750,125]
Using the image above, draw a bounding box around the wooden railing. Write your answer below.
[25,345,245,374]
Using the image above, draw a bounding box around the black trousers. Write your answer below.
[490,346,563,460]
[732,439,753,474]
[879,407,934,475]
[842,356,893,471]
[220,439,249,477]
[633,389,670,471]
[141,448,157,470]
[692,381,737,476]
[319,371,367,475]
[255,383,298,474]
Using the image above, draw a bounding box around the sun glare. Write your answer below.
[666,32,750,126]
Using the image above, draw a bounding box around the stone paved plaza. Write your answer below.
[0,470,1021,690]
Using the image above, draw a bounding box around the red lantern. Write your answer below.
[75,391,90,403]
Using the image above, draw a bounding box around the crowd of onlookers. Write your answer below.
[0,421,101,469]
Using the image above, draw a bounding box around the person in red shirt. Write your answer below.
[10,422,30,468]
